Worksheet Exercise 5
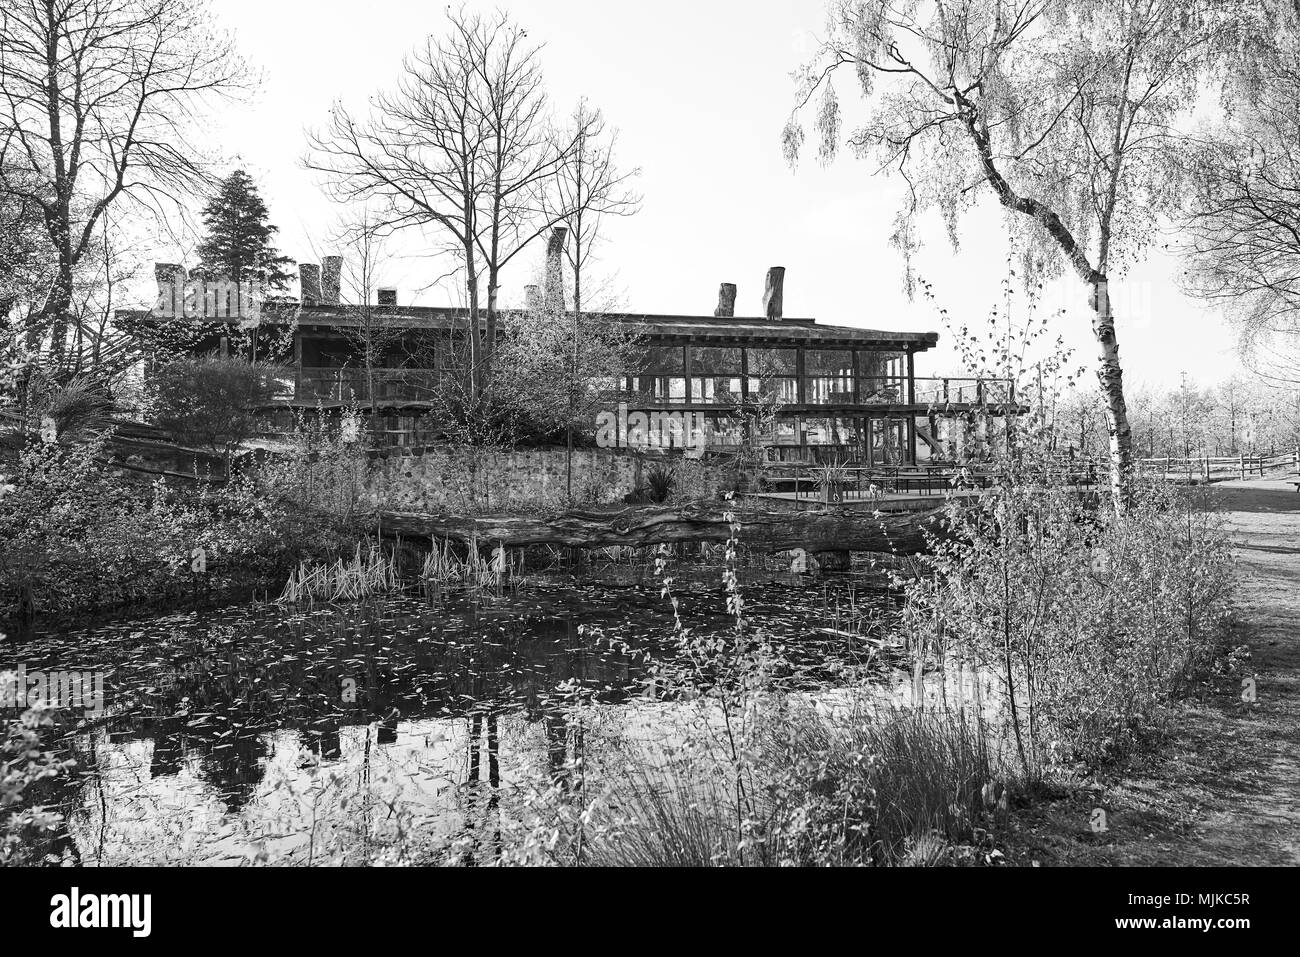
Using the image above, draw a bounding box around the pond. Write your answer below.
[5,566,908,865]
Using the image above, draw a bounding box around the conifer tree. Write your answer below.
[196,170,294,289]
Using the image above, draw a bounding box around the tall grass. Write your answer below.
[419,536,519,587]
[278,544,399,604]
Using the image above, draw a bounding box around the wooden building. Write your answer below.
[128,257,1016,465]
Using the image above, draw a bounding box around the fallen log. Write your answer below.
[378,503,949,555]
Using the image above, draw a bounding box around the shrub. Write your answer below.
[147,356,281,468]
[1,705,68,866]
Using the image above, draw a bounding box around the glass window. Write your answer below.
[806,373,855,404]
[639,345,685,375]
[633,376,687,402]
[690,346,741,374]
[805,349,854,375]
[747,376,798,404]
[691,376,743,403]
[745,348,796,376]
[804,416,860,446]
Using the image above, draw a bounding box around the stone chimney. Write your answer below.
[543,227,567,314]
[321,255,342,305]
[762,267,785,321]
[714,282,737,318]
[524,284,542,312]
[377,288,397,307]
[299,263,322,305]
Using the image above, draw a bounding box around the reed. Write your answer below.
[420,536,519,587]
[278,544,399,604]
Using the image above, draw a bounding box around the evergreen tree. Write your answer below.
[195,170,294,289]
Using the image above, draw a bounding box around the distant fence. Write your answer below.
[758,447,1300,504]
[1132,448,1300,482]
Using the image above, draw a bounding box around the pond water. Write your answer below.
[6,568,909,865]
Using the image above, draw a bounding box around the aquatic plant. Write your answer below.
[279,544,399,604]
[419,536,518,588]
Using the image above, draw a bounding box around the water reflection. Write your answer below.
[10,571,898,864]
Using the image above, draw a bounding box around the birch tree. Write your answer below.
[784,0,1267,507]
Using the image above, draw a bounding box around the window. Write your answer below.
[804,416,860,446]
[690,346,741,373]
[638,345,685,375]
[805,349,854,375]
[745,348,796,375]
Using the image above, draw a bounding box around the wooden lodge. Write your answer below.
[126,249,1019,466]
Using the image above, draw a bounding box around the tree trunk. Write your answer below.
[39,259,74,371]
[1089,278,1133,509]
[485,272,498,367]
[465,242,481,398]
[378,503,948,554]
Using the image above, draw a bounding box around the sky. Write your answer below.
[178,0,1242,388]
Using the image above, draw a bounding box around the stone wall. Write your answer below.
[360,445,645,513]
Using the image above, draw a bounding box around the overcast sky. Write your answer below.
[187,0,1239,388]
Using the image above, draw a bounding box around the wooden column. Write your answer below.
[906,349,918,464]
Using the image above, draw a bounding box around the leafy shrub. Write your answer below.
[0,431,360,620]
[1,705,68,866]
[146,356,280,466]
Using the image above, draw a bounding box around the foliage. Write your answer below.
[1,706,68,866]
[256,405,371,521]
[783,0,1285,503]
[146,356,281,465]
[487,298,642,446]
[24,372,115,441]
[905,269,1236,775]
[0,430,360,621]
[0,0,249,368]
[196,170,295,290]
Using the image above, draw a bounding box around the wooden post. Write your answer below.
[906,350,917,465]
[1239,453,1245,481]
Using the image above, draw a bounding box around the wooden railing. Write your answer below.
[1130,449,1300,481]
[758,462,1000,503]
[290,367,440,402]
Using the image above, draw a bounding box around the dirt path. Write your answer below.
[1010,477,1300,865]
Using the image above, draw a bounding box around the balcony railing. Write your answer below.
[273,367,1016,409]
[289,367,440,402]
[614,375,1014,406]
[913,377,1016,405]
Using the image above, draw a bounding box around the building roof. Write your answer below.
[292,304,937,352]
[117,303,940,352]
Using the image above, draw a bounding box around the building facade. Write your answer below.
[127,259,1015,464]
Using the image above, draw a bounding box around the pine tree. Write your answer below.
[195,170,294,289]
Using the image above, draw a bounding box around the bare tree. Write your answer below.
[0,0,249,372]
[334,215,404,425]
[1181,20,1300,378]
[305,8,588,398]
[783,0,1272,508]
[542,102,640,498]
[544,101,640,317]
